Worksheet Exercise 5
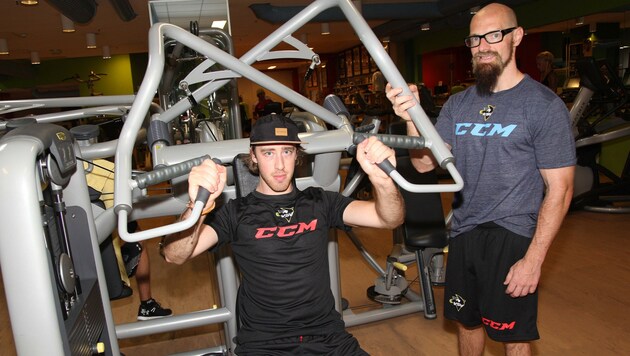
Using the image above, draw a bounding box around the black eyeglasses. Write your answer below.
[464,27,517,48]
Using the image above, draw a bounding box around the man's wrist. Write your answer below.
[186,201,216,216]
[406,121,420,135]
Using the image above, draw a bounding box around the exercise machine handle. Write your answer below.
[119,156,220,243]
[353,132,425,151]
[133,155,211,189]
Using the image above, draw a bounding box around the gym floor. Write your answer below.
[1,196,629,355]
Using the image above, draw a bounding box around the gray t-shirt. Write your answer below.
[435,75,576,238]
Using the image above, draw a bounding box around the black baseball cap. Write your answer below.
[250,114,306,146]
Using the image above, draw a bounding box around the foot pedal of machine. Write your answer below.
[367,286,402,305]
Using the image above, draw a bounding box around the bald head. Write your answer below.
[467,2,524,93]
[471,3,518,30]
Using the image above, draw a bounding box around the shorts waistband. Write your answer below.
[476,221,501,229]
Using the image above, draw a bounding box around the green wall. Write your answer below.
[1,55,134,96]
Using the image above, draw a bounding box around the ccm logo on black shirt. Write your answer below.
[255,219,318,239]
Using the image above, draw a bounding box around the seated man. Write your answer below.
[161,114,404,354]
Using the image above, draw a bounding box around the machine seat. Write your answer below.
[394,154,449,319]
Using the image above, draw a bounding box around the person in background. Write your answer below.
[536,51,558,93]
[450,80,467,95]
[77,125,172,322]
[121,222,173,321]
[253,88,273,121]
[239,95,251,137]
[387,3,576,355]
[161,114,404,354]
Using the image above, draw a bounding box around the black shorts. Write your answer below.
[443,222,540,342]
[234,329,368,356]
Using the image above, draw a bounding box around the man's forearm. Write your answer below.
[407,121,438,173]
[525,186,572,266]
[161,207,204,265]
[371,180,405,229]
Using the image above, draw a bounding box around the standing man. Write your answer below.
[161,114,403,354]
[387,3,575,355]
[253,88,273,121]
[535,51,559,93]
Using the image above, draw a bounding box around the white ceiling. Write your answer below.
[0,0,628,68]
[148,0,229,29]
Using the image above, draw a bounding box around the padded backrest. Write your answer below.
[396,155,448,247]
[232,153,259,199]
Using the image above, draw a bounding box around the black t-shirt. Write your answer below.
[205,187,354,344]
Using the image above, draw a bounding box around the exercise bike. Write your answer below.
[569,57,630,213]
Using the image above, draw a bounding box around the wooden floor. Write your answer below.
[1,208,630,355]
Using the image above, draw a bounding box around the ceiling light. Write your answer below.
[20,0,39,5]
[421,23,430,31]
[576,17,584,26]
[102,45,111,59]
[86,33,97,48]
[61,15,75,33]
[31,51,40,65]
[0,39,8,55]
[267,65,277,70]
[321,23,330,35]
[211,20,227,29]
[470,6,481,15]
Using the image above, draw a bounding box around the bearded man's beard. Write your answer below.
[472,48,513,96]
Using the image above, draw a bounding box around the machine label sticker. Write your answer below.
[449,293,466,311]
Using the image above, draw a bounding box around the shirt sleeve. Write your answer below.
[322,190,354,231]
[434,94,457,147]
[530,96,577,169]
[205,201,235,250]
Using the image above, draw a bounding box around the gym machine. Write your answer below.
[569,57,630,213]
[0,0,463,354]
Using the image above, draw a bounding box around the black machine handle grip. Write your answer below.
[352,133,422,176]
[323,94,350,119]
[192,157,223,206]
[353,132,425,151]
[195,187,211,205]
[134,155,222,190]
[134,155,210,189]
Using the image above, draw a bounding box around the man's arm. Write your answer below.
[161,206,219,265]
[503,165,575,297]
[385,84,441,173]
[343,136,404,229]
[161,159,226,265]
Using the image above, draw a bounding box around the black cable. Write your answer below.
[76,157,115,174]
[94,117,123,126]
[201,119,219,142]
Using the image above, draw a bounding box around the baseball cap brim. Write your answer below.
[250,139,307,145]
